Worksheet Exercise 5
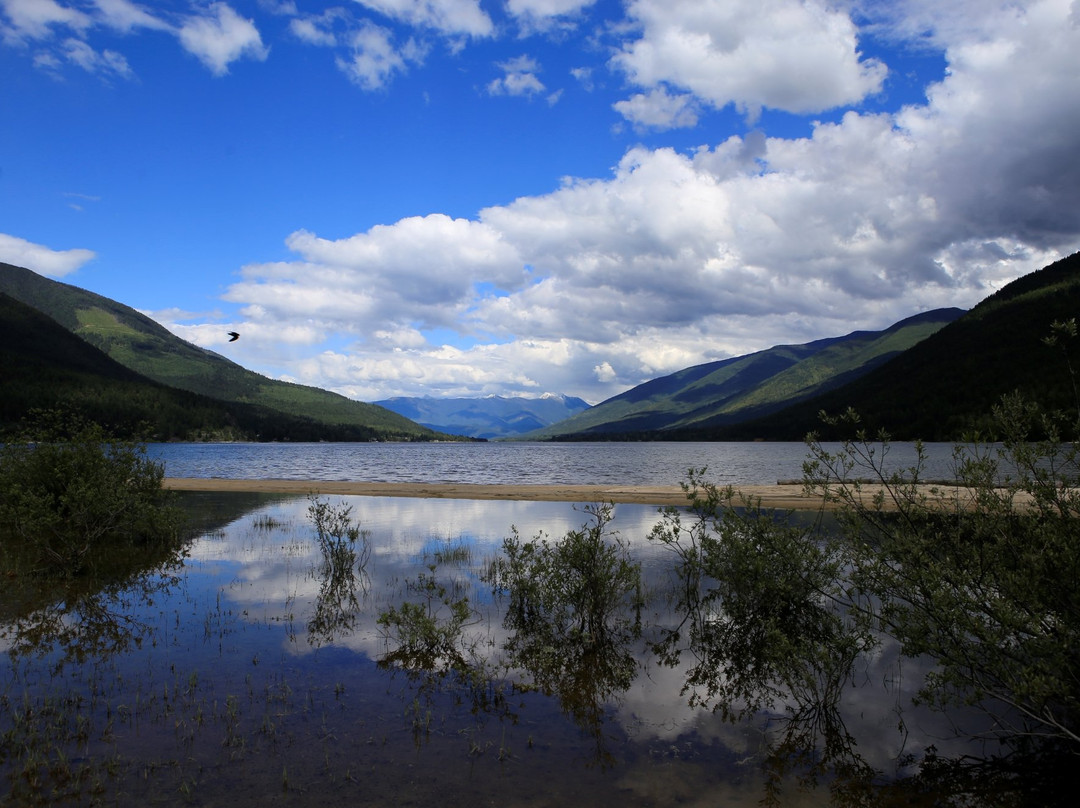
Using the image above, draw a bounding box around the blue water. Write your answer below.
[147,440,962,486]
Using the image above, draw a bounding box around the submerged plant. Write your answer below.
[377,565,477,673]
[306,494,370,568]
[486,503,643,765]
[305,495,370,645]
[805,399,1080,753]
[488,503,642,647]
[648,471,865,721]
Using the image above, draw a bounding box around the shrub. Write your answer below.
[0,410,180,575]
[805,396,1080,752]
[489,503,642,646]
[649,393,1080,764]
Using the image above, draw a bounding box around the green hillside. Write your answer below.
[0,262,451,441]
[690,252,1080,441]
[531,308,962,439]
[0,292,407,441]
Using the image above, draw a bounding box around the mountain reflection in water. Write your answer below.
[0,491,1035,806]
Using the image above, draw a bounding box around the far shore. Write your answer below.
[163,477,978,510]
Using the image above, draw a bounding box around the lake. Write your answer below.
[2,439,1024,805]
[1,474,1005,806]
[146,440,965,485]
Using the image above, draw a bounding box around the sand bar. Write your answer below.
[161,477,933,510]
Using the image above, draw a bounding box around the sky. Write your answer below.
[2,0,1079,405]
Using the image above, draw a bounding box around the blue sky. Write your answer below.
[2,1,1079,404]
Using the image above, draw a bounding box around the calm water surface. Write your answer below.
[147,440,963,485]
[1,491,995,806]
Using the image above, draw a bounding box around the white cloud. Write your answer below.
[352,0,494,38]
[4,0,271,78]
[506,0,597,33]
[569,65,593,90]
[0,233,95,277]
[61,36,132,77]
[593,361,615,383]
[507,0,597,16]
[92,0,170,34]
[335,21,427,89]
[289,15,337,47]
[488,54,546,96]
[177,2,268,76]
[13,0,1072,403]
[611,0,887,121]
[258,1,299,15]
[186,1,1080,403]
[612,87,699,130]
[219,215,524,340]
[0,0,90,42]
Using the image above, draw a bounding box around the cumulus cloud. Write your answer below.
[612,87,699,130]
[13,0,1076,403]
[506,0,598,33]
[92,0,170,34]
[0,233,95,277]
[182,0,1079,403]
[221,215,524,340]
[289,12,340,47]
[2,0,268,77]
[593,361,615,383]
[611,0,886,121]
[507,0,597,16]
[177,3,268,76]
[335,21,428,89]
[487,55,546,97]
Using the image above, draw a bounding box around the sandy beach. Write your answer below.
[161,477,904,510]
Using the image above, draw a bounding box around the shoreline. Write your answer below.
[162,477,829,509]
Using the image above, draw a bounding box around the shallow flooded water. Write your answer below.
[0,492,1001,806]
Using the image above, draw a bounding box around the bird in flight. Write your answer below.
[227,331,240,342]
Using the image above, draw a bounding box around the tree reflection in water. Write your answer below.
[305,495,370,646]
[647,474,886,805]
[375,503,645,765]
[486,503,643,766]
[377,563,517,750]
[4,486,1066,806]
[0,524,187,671]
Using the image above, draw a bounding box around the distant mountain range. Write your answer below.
[0,262,456,441]
[375,394,590,439]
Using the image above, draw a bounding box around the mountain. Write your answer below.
[0,291,389,441]
[686,252,1080,441]
[0,263,452,442]
[528,308,964,440]
[374,393,591,439]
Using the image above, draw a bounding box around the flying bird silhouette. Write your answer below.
[227,331,240,342]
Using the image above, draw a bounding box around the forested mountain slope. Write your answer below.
[0,262,448,441]
[679,252,1080,441]
[531,308,963,439]
[0,292,402,441]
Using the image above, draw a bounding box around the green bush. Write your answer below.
[650,392,1080,765]
[0,410,180,576]
[489,503,642,646]
[804,396,1080,752]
